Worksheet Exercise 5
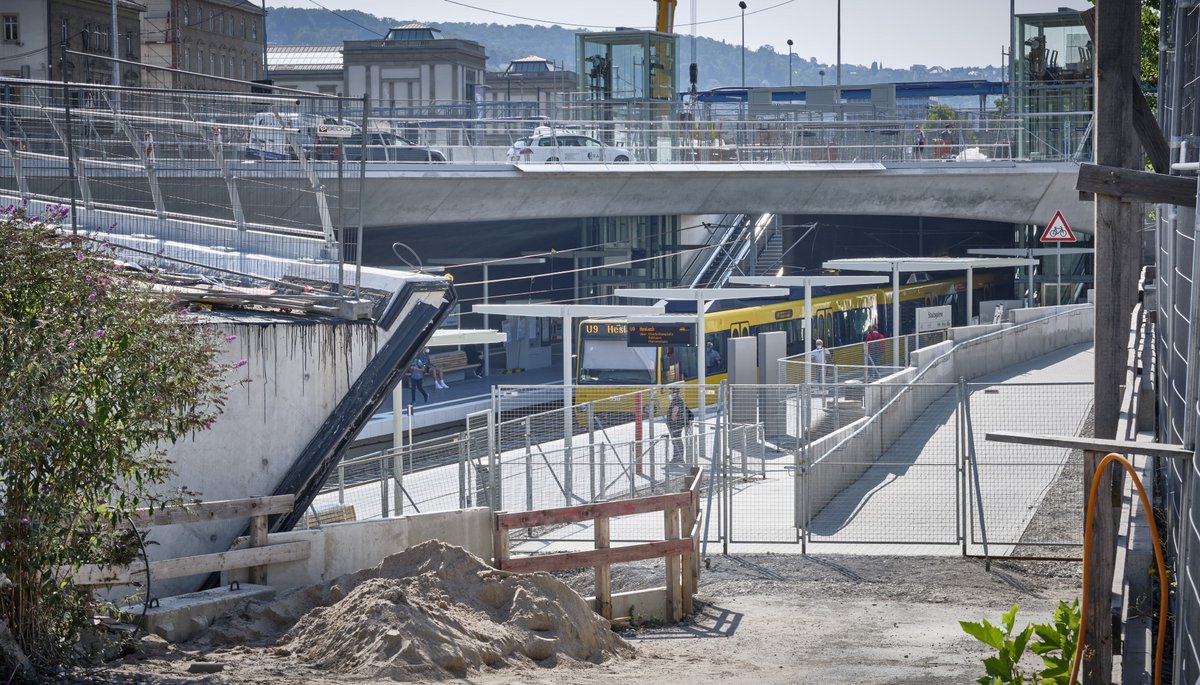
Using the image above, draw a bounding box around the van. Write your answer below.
[244,112,342,161]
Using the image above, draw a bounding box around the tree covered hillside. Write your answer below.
[265,6,1002,89]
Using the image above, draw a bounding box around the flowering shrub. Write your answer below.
[0,206,236,672]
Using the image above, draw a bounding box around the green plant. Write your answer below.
[961,603,1034,684]
[1029,599,1081,685]
[961,600,1081,685]
[0,205,237,675]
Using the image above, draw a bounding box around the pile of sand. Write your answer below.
[199,541,632,680]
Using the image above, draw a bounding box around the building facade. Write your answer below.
[140,0,265,91]
[484,55,576,117]
[1,0,143,84]
[342,24,486,108]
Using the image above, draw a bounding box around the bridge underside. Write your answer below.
[357,162,1089,232]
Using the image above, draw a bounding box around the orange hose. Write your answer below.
[1070,453,1167,685]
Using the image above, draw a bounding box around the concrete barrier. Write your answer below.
[226,507,493,592]
[804,305,1093,517]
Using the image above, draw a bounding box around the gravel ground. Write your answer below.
[59,552,1082,685]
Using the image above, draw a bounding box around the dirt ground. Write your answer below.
[60,553,1082,685]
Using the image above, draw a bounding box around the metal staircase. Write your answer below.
[682,213,787,288]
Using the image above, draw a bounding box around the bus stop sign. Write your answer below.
[1039,210,1077,242]
[626,322,695,347]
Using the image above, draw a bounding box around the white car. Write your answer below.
[507,133,635,164]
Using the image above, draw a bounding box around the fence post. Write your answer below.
[458,437,467,508]
[588,404,596,502]
[380,457,389,519]
[648,395,657,485]
[628,442,636,497]
[337,464,345,504]
[525,416,533,512]
[595,516,612,619]
[599,444,607,500]
[394,448,404,516]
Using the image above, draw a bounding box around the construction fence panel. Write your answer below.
[963,382,1091,555]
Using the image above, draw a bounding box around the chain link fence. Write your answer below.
[312,374,1088,561]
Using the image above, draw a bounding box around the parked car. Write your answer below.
[342,131,447,163]
[506,132,635,164]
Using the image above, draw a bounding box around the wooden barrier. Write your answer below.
[494,468,703,622]
[73,495,302,587]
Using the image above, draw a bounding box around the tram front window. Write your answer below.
[578,339,656,384]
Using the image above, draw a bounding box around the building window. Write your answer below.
[182,4,189,27]
[241,58,246,80]
[61,18,68,43]
[184,46,190,70]
[2,15,18,43]
[251,22,257,40]
[125,31,133,58]
[241,18,245,39]
[253,61,258,79]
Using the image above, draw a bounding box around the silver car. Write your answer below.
[507,133,635,164]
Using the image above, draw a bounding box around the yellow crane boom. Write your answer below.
[655,0,676,33]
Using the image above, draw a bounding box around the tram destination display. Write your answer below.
[626,322,694,347]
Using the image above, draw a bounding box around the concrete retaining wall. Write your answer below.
[226,508,494,591]
[805,305,1093,516]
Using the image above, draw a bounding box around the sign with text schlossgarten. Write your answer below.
[915,305,953,333]
[1039,210,1077,243]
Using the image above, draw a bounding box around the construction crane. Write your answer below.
[655,0,676,32]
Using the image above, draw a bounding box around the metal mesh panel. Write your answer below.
[963,383,1092,552]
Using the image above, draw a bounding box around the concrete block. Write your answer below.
[592,587,670,623]
[120,583,275,643]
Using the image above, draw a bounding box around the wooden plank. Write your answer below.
[500,538,693,574]
[127,495,295,528]
[665,507,682,623]
[1076,163,1196,208]
[496,491,693,530]
[985,431,1191,460]
[1079,8,1169,173]
[73,541,309,586]
[247,514,268,585]
[594,517,612,620]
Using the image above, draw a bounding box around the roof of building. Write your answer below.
[391,22,438,31]
[512,55,550,63]
[266,45,343,71]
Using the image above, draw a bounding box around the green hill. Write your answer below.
[265,6,1002,90]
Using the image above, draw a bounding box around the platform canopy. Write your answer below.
[427,329,507,346]
[821,257,1038,366]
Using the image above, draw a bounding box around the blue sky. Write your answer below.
[287,0,1089,67]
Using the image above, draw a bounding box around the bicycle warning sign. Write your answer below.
[1039,210,1077,242]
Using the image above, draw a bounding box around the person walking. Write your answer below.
[810,338,831,387]
[865,325,885,378]
[406,352,430,404]
[912,124,926,159]
[666,389,691,464]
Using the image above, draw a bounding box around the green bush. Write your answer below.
[0,205,236,673]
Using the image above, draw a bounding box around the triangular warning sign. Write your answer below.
[1039,210,1077,242]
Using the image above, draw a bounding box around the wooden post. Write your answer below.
[247,513,268,584]
[1082,450,1117,684]
[681,492,697,615]
[1086,2,1141,680]
[664,506,682,622]
[493,513,509,569]
[594,516,612,620]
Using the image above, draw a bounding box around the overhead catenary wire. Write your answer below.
[441,0,796,32]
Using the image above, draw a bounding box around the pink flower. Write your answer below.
[224,335,237,343]
[234,359,248,368]
[87,292,97,302]
[95,329,106,337]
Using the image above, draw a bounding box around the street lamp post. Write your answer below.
[787,39,793,87]
[836,0,842,88]
[819,69,825,85]
[739,1,747,91]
